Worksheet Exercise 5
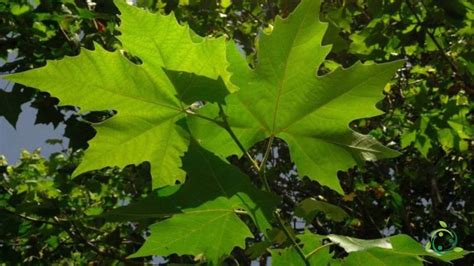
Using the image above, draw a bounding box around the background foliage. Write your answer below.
[0,0,472,265]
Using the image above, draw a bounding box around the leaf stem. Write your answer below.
[185,107,261,172]
[234,209,248,215]
[275,210,309,266]
[217,104,261,172]
[305,242,336,260]
[258,135,274,191]
[185,109,220,125]
[2,208,56,225]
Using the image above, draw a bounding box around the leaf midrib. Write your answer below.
[270,9,313,135]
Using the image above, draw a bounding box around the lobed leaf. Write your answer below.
[105,143,279,263]
[188,0,402,194]
[3,1,232,189]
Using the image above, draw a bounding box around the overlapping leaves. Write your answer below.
[106,143,277,264]
[271,232,468,266]
[1,0,426,264]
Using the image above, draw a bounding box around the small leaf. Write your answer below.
[439,221,448,228]
[424,242,431,252]
[10,4,31,16]
[221,0,232,8]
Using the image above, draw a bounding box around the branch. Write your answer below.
[53,216,130,263]
[275,210,309,266]
[2,208,56,225]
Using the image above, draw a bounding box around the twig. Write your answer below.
[53,216,129,263]
[258,135,274,191]
[275,210,309,266]
[2,208,56,225]
[354,198,383,237]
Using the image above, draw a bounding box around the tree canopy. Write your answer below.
[0,0,473,265]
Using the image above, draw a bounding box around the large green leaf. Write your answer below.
[3,1,231,188]
[129,210,252,264]
[105,143,278,233]
[105,143,278,263]
[188,0,402,193]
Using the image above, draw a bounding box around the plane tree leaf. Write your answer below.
[3,1,231,189]
[129,210,251,265]
[188,0,402,193]
[113,0,237,92]
[108,143,278,264]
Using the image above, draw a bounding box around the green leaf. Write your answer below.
[105,143,278,233]
[129,210,252,264]
[3,1,232,189]
[106,143,278,263]
[189,0,402,193]
[221,0,232,8]
[341,248,423,266]
[271,231,333,266]
[271,248,306,266]
[113,0,237,92]
[439,220,448,228]
[10,4,31,16]
[4,46,188,189]
[164,69,229,105]
[295,198,349,222]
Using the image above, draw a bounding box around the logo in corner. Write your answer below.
[425,221,463,255]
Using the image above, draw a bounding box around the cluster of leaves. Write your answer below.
[1,0,473,265]
[0,150,150,264]
[315,0,474,257]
